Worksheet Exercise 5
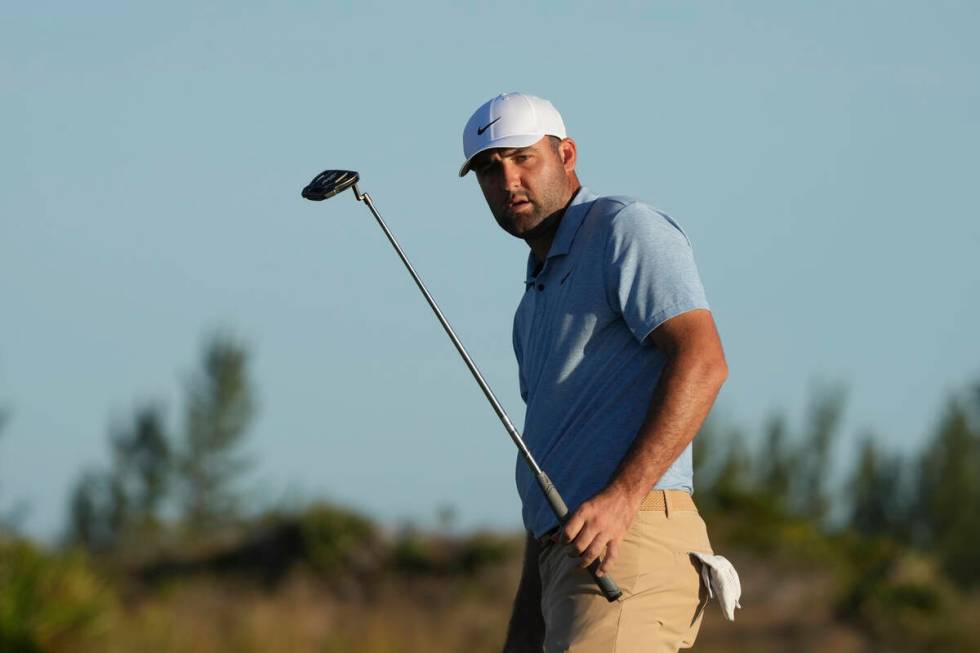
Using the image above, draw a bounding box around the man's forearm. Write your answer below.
[502,532,545,653]
[608,347,727,503]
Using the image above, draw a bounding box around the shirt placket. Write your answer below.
[524,259,562,401]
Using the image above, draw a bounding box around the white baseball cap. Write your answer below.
[458,92,567,177]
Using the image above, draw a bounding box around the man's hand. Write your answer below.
[558,483,641,577]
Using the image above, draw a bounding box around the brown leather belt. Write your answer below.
[537,490,697,548]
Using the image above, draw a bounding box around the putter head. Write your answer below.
[302,170,360,201]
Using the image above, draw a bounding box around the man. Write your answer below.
[459,92,728,652]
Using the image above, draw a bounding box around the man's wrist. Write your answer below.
[607,476,649,510]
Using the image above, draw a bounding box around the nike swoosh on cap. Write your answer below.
[477,117,501,135]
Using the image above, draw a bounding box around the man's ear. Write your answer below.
[559,137,577,173]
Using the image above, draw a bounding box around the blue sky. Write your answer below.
[2,1,978,540]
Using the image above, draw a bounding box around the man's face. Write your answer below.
[472,136,577,239]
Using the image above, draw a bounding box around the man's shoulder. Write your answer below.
[587,193,639,216]
[585,193,691,246]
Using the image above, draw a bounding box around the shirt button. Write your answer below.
[537,284,545,291]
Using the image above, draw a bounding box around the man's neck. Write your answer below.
[526,185,582,263]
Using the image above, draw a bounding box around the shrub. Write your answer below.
[0,538,113,652]
[298,503,378,575]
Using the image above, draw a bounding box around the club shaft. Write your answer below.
[354,186,543,476]
[349,183,623,602]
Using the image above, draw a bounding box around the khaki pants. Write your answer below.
[538,491,712,652]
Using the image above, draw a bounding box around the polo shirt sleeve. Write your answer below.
[604,202,710,344]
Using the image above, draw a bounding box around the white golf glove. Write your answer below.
[690,551,742,621]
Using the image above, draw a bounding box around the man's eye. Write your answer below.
[515,155,530,163]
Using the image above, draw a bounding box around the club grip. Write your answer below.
[537,472,623,603]
[588,559,623,602]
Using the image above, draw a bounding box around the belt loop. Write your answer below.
[663,489,672,518]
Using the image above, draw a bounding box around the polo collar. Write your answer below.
[525,186,597,284]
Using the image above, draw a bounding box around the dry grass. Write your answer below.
[31,533,980,652]
[64,550,875,653]
[694,552,868,652]
[76,560,522,653]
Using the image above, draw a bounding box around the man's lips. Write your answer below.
[508,198,532,211]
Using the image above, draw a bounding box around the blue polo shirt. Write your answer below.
[512,187,710,538]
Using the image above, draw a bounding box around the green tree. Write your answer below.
[66,406,171,552]
[0,406,29,535]
[177,334,255,533]
[0,539,113,652]
[65,334,255,547]
[915,394,980,586]
[110,405,170,531]
[702,427,753,513]
[66,470,112,551]
[848,434,907,539]
[793,382,847,521]
[756,414,793,503]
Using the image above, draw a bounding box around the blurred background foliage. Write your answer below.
[2,337,980,651]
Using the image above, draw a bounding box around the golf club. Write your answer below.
[302,169,622,602]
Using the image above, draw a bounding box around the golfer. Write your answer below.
[459,93,728,652]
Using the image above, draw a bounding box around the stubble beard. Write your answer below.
[493,181,570,241]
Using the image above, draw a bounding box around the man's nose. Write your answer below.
[501,160,522,191]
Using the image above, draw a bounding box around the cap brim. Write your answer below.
[457,133,547,177]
